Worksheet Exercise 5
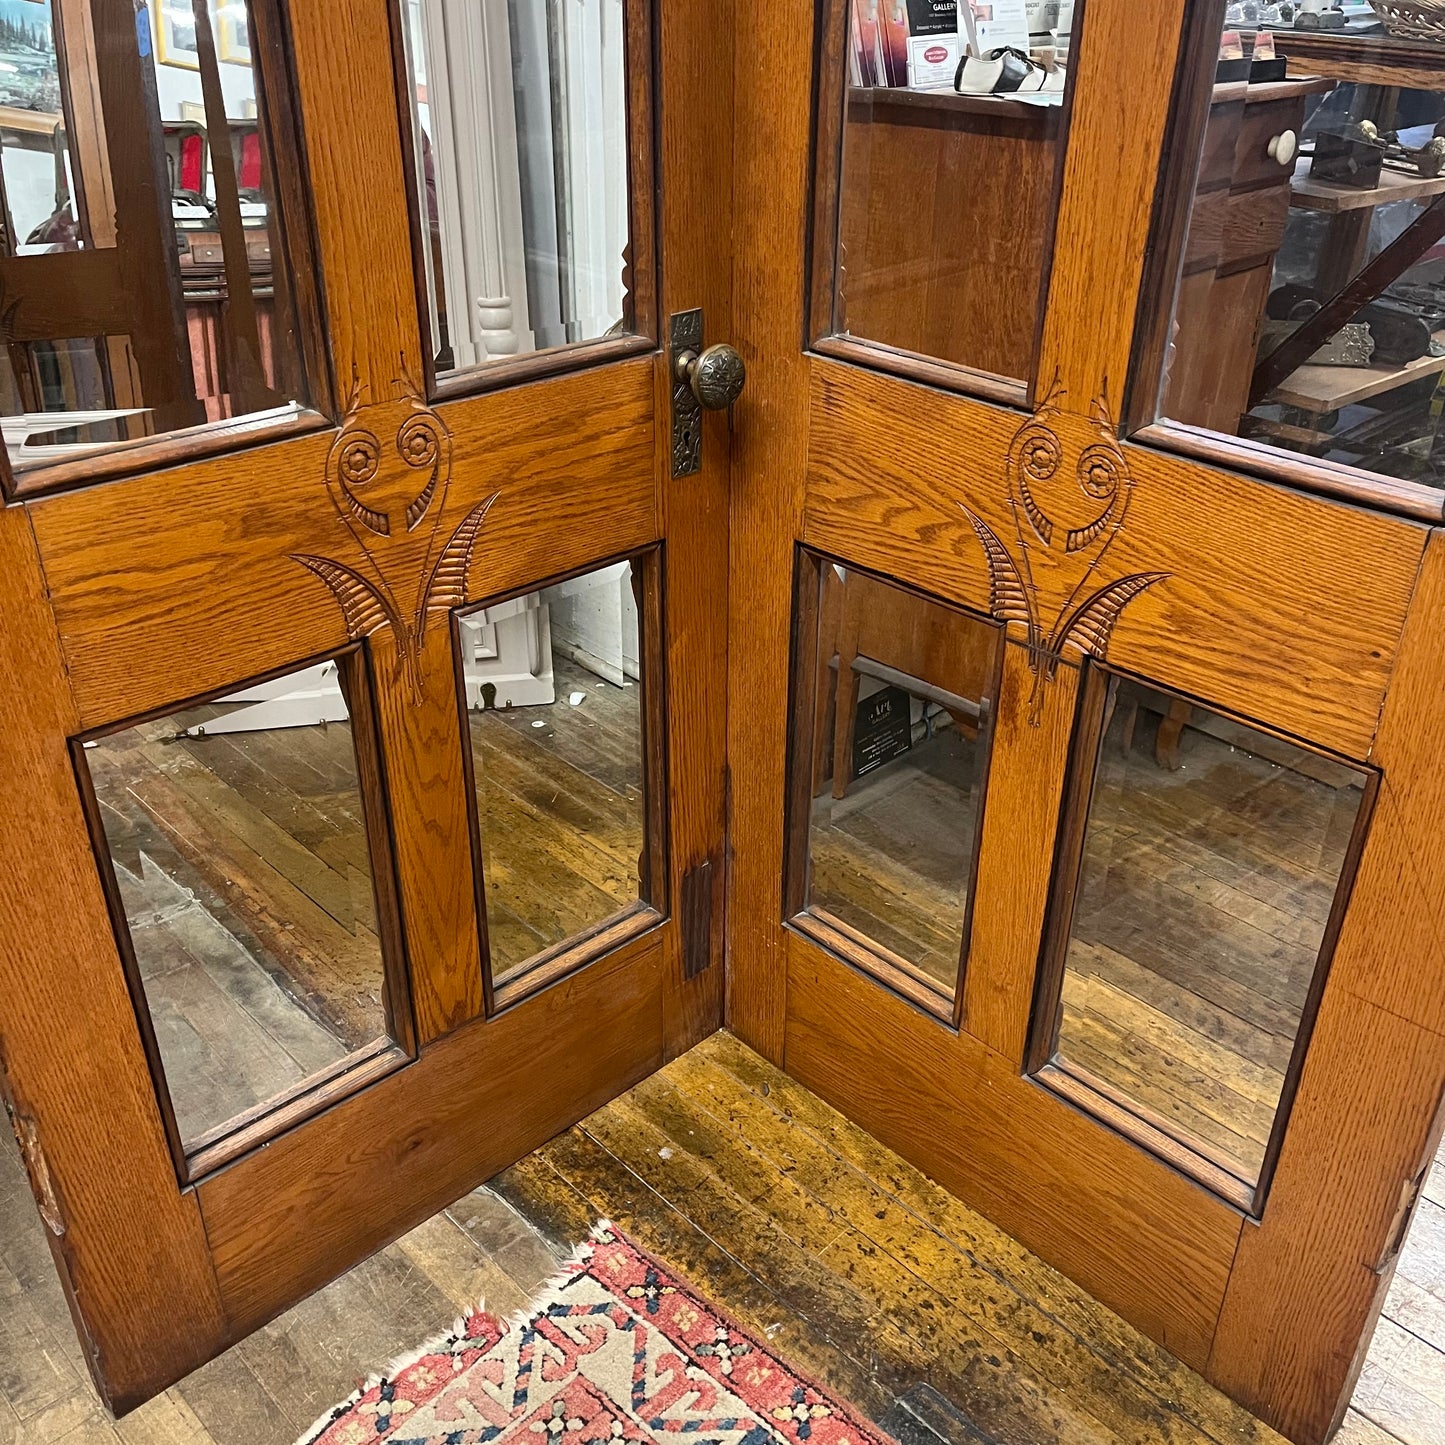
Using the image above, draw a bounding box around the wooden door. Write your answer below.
[0,0,730,1411]
[727,5,1445,1444]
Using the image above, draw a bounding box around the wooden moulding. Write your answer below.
[67,641,418,1187]
[449,545,670,1017]
[784,927,1243,1372]
[1028,660,1383,1219]
[387,0,658,402]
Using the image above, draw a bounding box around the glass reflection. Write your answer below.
[796,561,1001,1004]
[1050,676,1370,1188]
[1160,12,1445,490]
[1,0,314,474]
[399,0,632,375]
[81,657,396,1160]
[828,0,1076,381]
[460,560,650,985]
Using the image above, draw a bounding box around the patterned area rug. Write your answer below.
[300,1222,894,1445]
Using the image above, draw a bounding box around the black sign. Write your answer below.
[851,685,913,781]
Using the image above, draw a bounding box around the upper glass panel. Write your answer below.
[1044,675,1371,1200]
[80,654,403,1174]
[0,0,317,478]
[822,0,1078,383]
[1154,6,1445,492]
[457,559,656,993]
[399,0,636,378]
[790,557,1003,1013]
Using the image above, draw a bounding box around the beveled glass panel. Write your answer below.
[1,0,318,479]
[399,0,636,377]
[1049,676,1371,1191]
[792,560,1002,1006]
[1153,12,1445,495]
[80,656,399,1164]
[823,0,1078,383]
[460,559,652,987]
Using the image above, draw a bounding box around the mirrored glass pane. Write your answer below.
[795,561,1002,1005]
[461,559,651,987]
[0,0,317,475]
[80,656,397,1160]
[1158,15,1445,491]
[400,0,633,375]
[827,0,1077,381]
[1051,677,1370,1189]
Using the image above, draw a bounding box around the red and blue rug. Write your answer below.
[301,1222,893,1445]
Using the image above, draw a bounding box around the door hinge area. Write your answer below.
[681,858,715,980]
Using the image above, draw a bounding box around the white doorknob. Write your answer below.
[1268,130,1298,166]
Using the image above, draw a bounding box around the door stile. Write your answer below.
[1209,529,1445,1442]
[1035,0,1189,410]
[652,0,734,1057]
[725,0,817,1064]
[0,508,229,1409]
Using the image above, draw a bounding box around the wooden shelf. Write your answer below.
[1290,163,1445,214]
[1270,331,1445,412]
[846,85,1061,125]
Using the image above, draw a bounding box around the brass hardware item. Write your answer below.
[669,309,746,477]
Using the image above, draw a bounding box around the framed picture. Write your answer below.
[155,1,200,70]
[217,1,251,66]
[0,0,61,114]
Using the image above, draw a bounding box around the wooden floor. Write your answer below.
[1,1031,1440,1443]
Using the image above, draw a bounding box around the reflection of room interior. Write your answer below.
[0,0,308,467]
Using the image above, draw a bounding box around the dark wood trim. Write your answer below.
[1025,659,1112,1076]
[491,901,664,1013]
[951,624,1007,1033]
[806,0,848,349]
[1036,1062,1256,1214]
[1265,28,1445,90]
[450,545,668,1013]
[1120,0,1228,435]
[341,644,418,1062]
[184,1041,409,1182]
[67,734,190,1187]
[388,0,659,401]
[635,545,670,913]
[781,548,823,923]
[0,249,130,339]
[4,405,329,503]
[1253,764,1382,1214]
[810,334,1030,410]
[790,907,957,1026]
[1131,420,1445,524]
[429,335,657,403]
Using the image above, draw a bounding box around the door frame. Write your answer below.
[725,4,1445,1443]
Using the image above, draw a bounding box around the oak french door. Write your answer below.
[0,0,730,1411]
[725,4,1445,1444]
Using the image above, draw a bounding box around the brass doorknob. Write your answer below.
[675,343,746,410]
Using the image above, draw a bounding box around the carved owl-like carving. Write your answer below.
[962,375,1167,724]
[292,372,497,698]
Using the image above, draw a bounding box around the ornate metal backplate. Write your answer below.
[670,308,705,478]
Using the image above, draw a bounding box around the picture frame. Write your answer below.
[154,0,201,70]
[0,0,62,114]
[217,1,251,66]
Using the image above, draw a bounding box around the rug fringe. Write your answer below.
[292,1216,614,1445]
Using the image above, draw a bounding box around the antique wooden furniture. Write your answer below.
[3,5,1445,1445]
